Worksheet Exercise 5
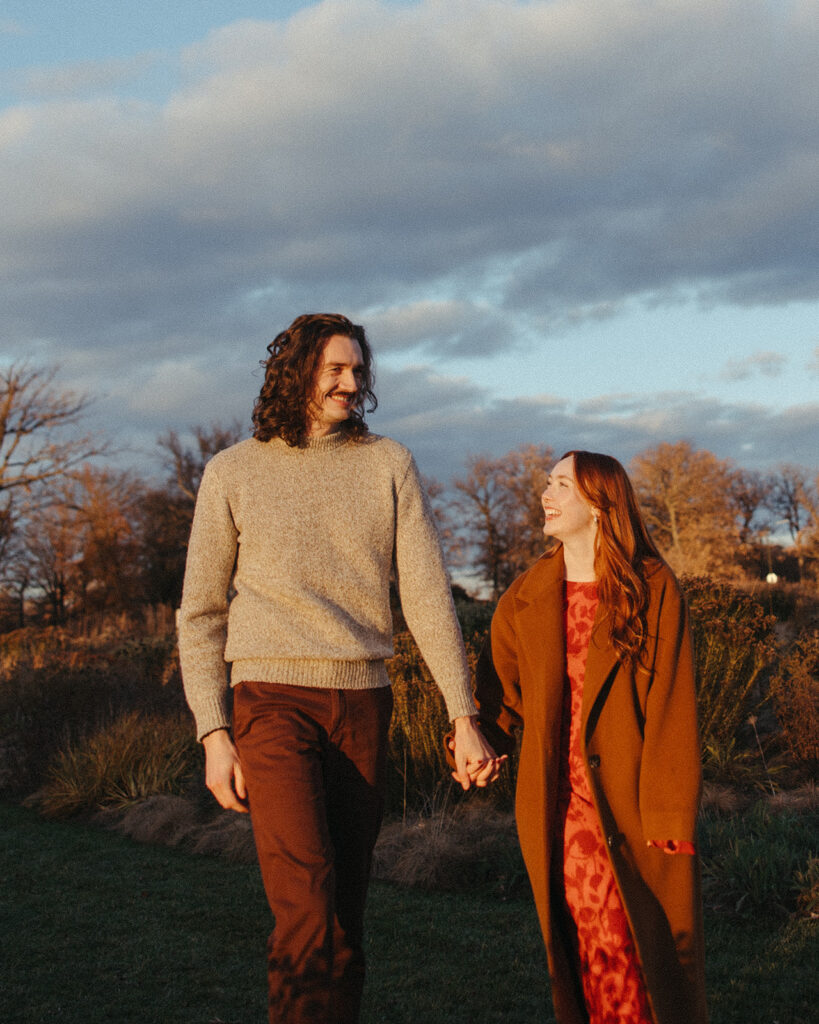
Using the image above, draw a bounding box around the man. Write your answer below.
[178,313,499,1024]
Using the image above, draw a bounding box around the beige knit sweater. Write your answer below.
[178,431,477,740]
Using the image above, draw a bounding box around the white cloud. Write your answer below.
[8,54,162,100]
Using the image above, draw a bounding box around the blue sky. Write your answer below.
[2,0,817,486]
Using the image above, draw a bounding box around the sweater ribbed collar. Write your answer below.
[266,431,353,455]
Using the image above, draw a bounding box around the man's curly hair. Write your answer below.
[252,313,377,447]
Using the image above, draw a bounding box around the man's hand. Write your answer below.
[449,715,507,791]
[202,728,249,813]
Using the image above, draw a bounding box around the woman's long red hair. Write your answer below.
[562,450,661,663]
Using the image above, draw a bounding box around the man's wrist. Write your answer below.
[452,714,479,730]
[202,726,231,746]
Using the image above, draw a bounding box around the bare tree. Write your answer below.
[141,421,246,608]
[421,474,453,555]
[158,420,245,503]
[728,468,774,547]
[21,500,78,624]
[0,364,104,501]
[452,444,553,598]
[630,441,739,575]
[0,505,29,629]
[497,443,553,573]
[0,364,107,625]
[135,488,193,607]
[768,465,817,582]
[70,466,145,614]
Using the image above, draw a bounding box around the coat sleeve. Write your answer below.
[473,592,525,758]
[638,574,703,844]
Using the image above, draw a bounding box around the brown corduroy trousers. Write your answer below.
[233,680,393,1024]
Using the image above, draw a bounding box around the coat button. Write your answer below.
[607,834,616,848]
[588,755,601,769]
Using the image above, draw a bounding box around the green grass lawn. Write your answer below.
[1,802,816,1024]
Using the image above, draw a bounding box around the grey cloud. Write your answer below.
[368,364,486,422]
[368,366,818,485]
[48,355,818,492]
[720,351,787,381]
[2,0,817,365]
[362,300,516,357]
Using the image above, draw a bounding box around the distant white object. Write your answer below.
[765,572,779,584]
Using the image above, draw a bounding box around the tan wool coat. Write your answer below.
[475,547,708,1024]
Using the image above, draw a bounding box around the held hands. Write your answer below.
[449,715,507,791]
[202,728,249,813]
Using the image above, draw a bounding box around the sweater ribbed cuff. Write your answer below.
[191,695,230,743]
[441,691,479,722]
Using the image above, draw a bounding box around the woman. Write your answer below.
[470,451,707,1024]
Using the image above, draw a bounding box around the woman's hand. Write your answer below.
[202,728,249,813]
[449,715,508,791]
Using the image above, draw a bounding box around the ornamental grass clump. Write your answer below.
[386,633,452,814]
[373,802,528,898]
[0,630,185,798]
[386,631,517,814]
[31,711,200,819]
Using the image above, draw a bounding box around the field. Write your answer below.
[0,579,817,1022]
[1,801,816,1024]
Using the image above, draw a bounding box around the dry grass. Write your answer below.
[701,782,751,815]
[766,781,818,814]
[373,801,528,896]
[102,791,529,897]
[109,793,257,863]
[701,781,818,817]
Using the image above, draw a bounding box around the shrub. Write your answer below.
[681,577,778,778]
[31,711,200,818]
[767,631,819,779]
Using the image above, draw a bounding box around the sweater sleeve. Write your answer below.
[392,455,477,722]
[177,459,239,741]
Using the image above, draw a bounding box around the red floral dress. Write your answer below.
[554,581,654,1024]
